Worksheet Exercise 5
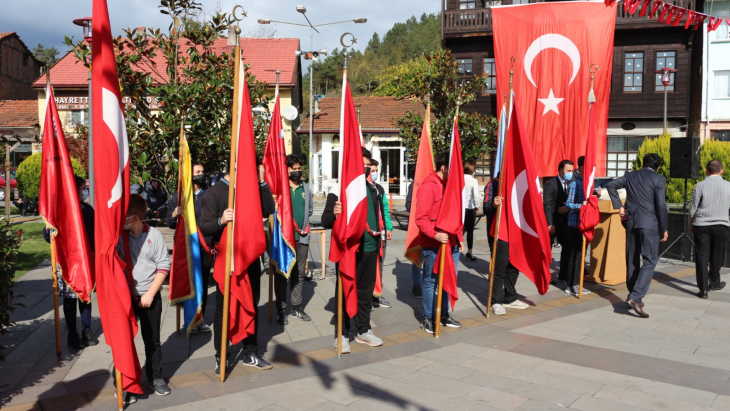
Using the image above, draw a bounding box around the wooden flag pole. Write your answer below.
[434,242,447,338]
[337,268,343,357]
[487,57,515,318]
[219,17,243,383]
[50,235,62,357]
[268,215,274,323]
[115,369,123,411]
[578,236,587,299]
[176,306,181,335]
[579,65,599,300]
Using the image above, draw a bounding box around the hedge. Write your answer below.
[15,152,86,201]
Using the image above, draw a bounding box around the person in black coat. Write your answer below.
[199,157,276,373]
[167,160,213,333]
[608,153,668,318]
[543,159,575,284]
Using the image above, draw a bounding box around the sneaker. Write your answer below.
[198,323,212,333]
[565,286,578,296]
[441,316,462,328]
[420,318,434,334]
[150,378,171,396]
[580,288,591,295]
[277,309,289,325]
[355,330,383,347]
[371,296,380,308]
[334,336,351,354]
[189,326,199,334]
[504,300,530,310]
[214,355,230,375]
[491,304,506,316]
[411,286,423,299]
[82,329,99,346]
[377,296,392,308]
[68,333,85,350]
[114,391,137,404]
[241,353,273,370]
[291,308,312,322]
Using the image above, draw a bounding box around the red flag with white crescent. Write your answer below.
[92,0,141,394]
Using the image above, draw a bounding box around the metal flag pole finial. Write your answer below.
[227,5,246,46]
[340,32,357,69]
[588,64,600,104]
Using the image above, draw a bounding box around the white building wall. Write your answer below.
[702,6,730,140]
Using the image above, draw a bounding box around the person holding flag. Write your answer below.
[369,159,393,310]
[564,165,592,297]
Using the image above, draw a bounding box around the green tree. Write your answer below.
[15,153,86,201]
[32,44,60,68]
[0,217,23,361]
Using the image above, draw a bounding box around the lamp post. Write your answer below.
[655,67,678,130]
[259,6,366,193]
[73,17,93,204]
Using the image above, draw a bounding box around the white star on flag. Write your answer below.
[538,89,564,115]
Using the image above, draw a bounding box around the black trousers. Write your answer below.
[464,208,477,250]
[274,241,309,310]
[335,250,377,336]
[555,223,570,282]
[201,251,211,316]
[132,292,163,381]
[489,238,519,305]
[63,298,91,337]
[694,225,727,292]
[626,225,659,304]
[214,259,261,357]
[563,227,585,287]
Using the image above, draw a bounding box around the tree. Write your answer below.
[375,49,498,162]
[32,44,60,68]
[16,152,86,201]
[66,0,271,193]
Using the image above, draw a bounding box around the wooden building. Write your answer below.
[0,32,44,101]
[442,0,704,177]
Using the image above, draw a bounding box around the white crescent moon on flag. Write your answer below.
[511,170,538,238]
[587,167,595,197]
[102,87,129,209]
[524,33,581,88]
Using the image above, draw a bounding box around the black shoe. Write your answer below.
[304,270,314,281]
[441,316,462,328]
[466,253,477,261]
[215,355,230,375]
[420,318,434,334]
[82,329,99,346]
[698,290,709,299]
[377,296,392,308]
[291,307,311,322]
[114,391,137,404]
[277,309,288,325]
[242,353,273,370]
[710,281,726,291]
[371,296,380,308]
[150,378,171,396]
[411,286,422,299]
[68,333,85,350]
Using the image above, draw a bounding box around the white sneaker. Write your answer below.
[491,304,506,316]
[504,300,529,310]
[355,330,383,347]
[198,323,212,333]
[580,288,591,295]
[334,336,351,354]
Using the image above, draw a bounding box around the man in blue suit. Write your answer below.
[607,153,669,318]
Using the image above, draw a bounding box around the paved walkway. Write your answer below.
[3,224,729,411]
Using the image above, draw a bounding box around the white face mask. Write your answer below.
[123,216,134,231]
[79,189,89,202]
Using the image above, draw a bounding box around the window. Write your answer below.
[483,58,496,95]
[711,130,730,141]
[70,110,89,126]
[714,71,730,98]
[713,23,729,41]
[623,52,644,93]
[459,0,477,9]
[606,136,649,177]
[457,58,473,85]
[655,51,676,92]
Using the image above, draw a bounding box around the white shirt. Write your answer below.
[463,174,480,209]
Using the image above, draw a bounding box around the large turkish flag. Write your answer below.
[492,2,616,177]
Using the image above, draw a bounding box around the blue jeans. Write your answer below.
[422,246,460,320]
[411,251,423,287]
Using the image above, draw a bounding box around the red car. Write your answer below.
[0,167,17,201]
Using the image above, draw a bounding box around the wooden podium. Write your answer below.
[586,200,626,285]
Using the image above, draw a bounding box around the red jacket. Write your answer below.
[416,172,464,249]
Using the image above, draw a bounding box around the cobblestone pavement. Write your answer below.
[3,223,728,411]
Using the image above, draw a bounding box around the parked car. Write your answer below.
[0,167,18,202]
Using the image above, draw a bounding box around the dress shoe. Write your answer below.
[627,299,649,318]
[697,290,709,299]
[710,281,726,291]
[625,298,644,308]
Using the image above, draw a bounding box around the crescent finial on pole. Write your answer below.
[588,64,600,104]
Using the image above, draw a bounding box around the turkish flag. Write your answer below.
[580,105,600,242]
[404,107,434,266]
[212,64,267,345]
[92,0,141,394]
[431,117,465,309]
[492,2,616,177]
[39,86,94,303]
[497,98,552,295]
[328,73,368,318]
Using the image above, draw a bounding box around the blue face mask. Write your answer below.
[371,172,379,182]
[564,172,573,181]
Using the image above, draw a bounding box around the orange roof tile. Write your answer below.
[0,100,38,128]
[0,32,16,40]
[297,96,425,134]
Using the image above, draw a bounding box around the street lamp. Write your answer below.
[655,67,678,130]
[259,6,366,193]
[73,17,94,205]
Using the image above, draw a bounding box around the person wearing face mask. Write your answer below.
[368,159,393,310]
[142,179,169,220]
[273,155,314,325]
[43,176,98,349]
[543,159,574,286]
[166,161,213,334]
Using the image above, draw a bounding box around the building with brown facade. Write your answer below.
[0,32,44,101]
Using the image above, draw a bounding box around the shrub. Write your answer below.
[0,217,23,361]
[15,152,86,201]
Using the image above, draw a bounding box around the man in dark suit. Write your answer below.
[607,153,669,318]
[543,159,574,284]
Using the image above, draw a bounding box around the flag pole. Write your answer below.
[579,65,599,299]
[115,369,123,411]
[489,93,507,278]
[220,18,242,384]
[176,120,185,334]
[50,235,62,357]
[487,57,515,318]
[268,215,274,323]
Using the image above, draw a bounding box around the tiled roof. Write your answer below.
[33,37,300,88]
[297,96,425,133]
[0,100,38,128]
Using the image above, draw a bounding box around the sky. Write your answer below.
[1,0,440,66]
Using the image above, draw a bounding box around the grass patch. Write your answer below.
[12,222,50,280]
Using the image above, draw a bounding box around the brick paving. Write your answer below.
[3,223,730,411]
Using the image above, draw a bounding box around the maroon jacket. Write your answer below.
[415,172,464,249]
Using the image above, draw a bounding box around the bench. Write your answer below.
[390,210,485,230]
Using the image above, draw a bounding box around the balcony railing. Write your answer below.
[443,0,698,37]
